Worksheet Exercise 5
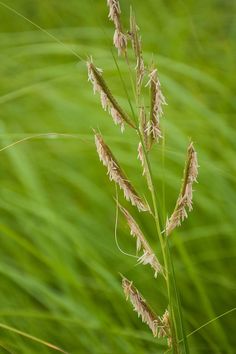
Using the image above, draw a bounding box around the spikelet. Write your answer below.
[166,142,199,235]
[137,142,152,191]
[119,204,163,277]
[95,133,149,212]
[160,310,172,348]
[107,0,127,55]
[122,276,171,341]
[146,67,167,142]
[130,9,145,96]
[139,106,148,149]
[137,142,146,177]
[87,58,135,132]
[137,108,153,189]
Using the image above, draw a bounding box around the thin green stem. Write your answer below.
[167,239,189,354]
[0,323,68,353]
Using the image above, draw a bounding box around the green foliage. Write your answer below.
[0,0,235,353]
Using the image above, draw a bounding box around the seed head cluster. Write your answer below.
[87,1,199,350]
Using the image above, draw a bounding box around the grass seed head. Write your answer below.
[130,10,145,95]
[121,276,170,340]
[95,133,149,212]
[119,205,163,277]
[166,142,199,235]
[107,0,127,55]
[87,58,135,131]
[146,68,167,142]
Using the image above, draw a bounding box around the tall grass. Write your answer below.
[0,0,235,353]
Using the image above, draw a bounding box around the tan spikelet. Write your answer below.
[139,106,148,148]
[95,133,149,212]
[119,204,163,277]
[159,309,172,347]
[87,58,135,131]
[137,142,152,191]
[166,142,199,235]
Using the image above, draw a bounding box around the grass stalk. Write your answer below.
[137,128,181,353]
[113,35,183,354]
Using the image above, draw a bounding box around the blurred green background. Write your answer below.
[0,0,235,353]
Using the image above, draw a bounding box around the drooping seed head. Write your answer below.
[121,276,162,337]
[121,276,171,343]
[119,204,163,277]
[87,57,135,131]
[95,133,149,212]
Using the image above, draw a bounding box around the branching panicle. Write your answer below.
[88,2,199,351]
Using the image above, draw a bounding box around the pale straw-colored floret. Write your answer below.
[137,251,163,278]
[145,119,162,141]
[107,0,127,55]
[166,142,199,235]
[110,106,125,132]
[107,0,121,24]
[100,91,109,110]
[87,58,135,131]
[119,205,163,277]
[139,107,149,149]
[137,142,152,191]
[146,68,167,142]
[137,142,146,176]
[95,133,149,212]
[113,29,127,56]
[159,309,172,347]
[122,276,170,340]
